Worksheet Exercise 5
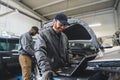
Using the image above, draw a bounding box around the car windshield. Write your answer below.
[69,42,98,53]
[0,38,19,51]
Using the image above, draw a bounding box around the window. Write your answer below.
[0,38,19,51]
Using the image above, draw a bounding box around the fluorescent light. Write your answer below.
[89,23,102,27]
[0,9,19,17]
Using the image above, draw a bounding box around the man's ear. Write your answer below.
[53,19,57,23]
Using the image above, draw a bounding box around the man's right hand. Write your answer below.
[41,70,54,80]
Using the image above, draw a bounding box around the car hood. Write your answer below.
[64,18,100,49]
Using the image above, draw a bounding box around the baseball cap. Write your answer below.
[54,13,69,25]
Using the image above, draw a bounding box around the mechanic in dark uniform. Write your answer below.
[34,13,69,80]
[18,26,39,80]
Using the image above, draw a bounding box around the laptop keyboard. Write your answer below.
[57,66,75,76]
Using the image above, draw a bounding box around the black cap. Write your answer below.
[54,13,69,25]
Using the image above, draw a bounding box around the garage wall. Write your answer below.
[0,13,41,36]
[73,9,116,38]
[118,1,120,29]
[0,5,41,37]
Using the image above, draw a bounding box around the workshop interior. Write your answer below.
[0,0,120,80]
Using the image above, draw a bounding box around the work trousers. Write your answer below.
[19,55,32,80]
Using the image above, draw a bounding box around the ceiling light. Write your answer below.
[89,23,102,27]
[0,9,19,17]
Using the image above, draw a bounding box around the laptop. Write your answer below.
[57,54,97,76]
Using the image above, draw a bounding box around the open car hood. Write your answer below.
[43,18,100,49]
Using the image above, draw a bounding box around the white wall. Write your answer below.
[0,4,41,37]
[118,1,120,29]
[73,9,116,38]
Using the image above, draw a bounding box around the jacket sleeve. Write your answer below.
[34,34,51,74]
[20,34,34,55]
[63,33,70,63]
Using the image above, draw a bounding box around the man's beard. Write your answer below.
[30,33,35,36]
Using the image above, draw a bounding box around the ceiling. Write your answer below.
[12,0,116,21]
[0,0,119,38]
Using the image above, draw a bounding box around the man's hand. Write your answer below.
[41,70,54,80]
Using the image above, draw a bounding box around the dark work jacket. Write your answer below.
[34,27,68,74]
[18,32,34,56]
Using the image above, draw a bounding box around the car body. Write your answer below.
[87,46,120,80]
[0,37,20,78]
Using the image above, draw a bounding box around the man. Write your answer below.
[34,13,69,80]
[18,26,39,80]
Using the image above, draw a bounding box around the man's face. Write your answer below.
[54,20,66,33]
[30,29,37,36]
